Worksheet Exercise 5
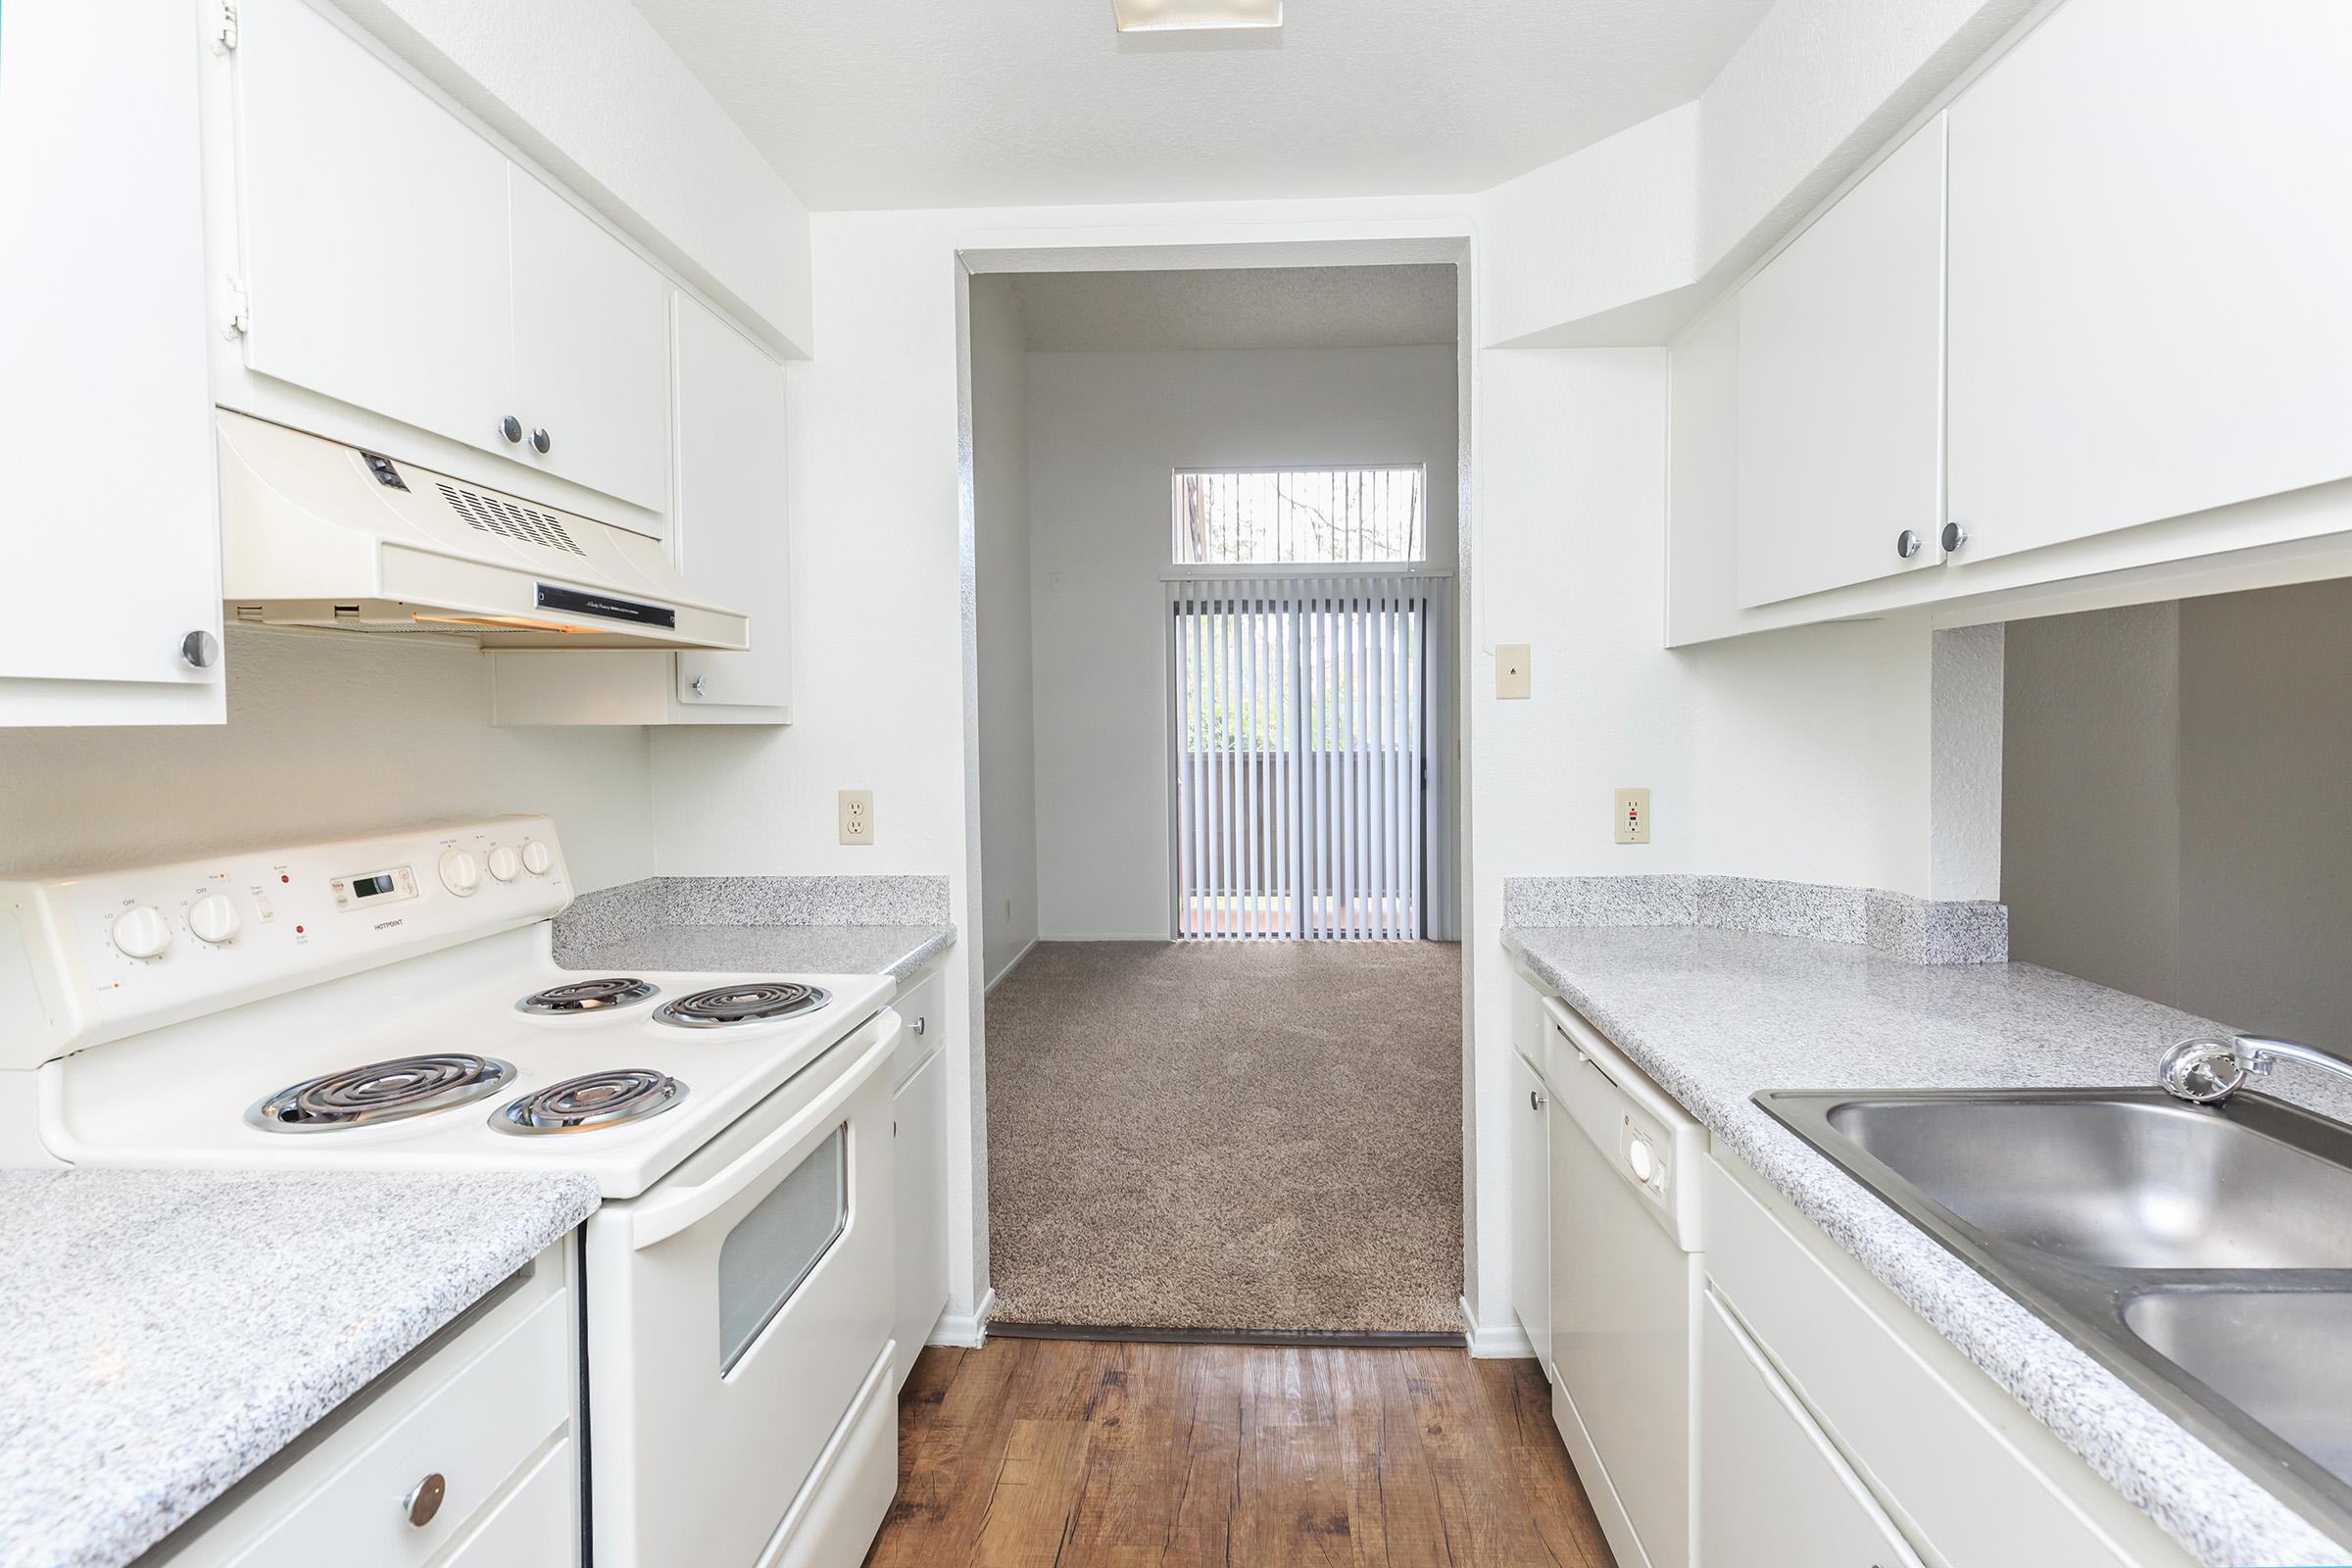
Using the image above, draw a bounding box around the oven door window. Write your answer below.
[715,1123,848,1375]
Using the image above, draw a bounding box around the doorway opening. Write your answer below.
[962,253,1470,1339]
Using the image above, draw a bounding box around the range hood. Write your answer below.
[217,410,748,651]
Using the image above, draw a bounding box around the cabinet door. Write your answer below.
[1510,1052,1552,1377]
[236,0,514,461]
[671,293,793,711]
[509,172,671,516]
[1698,1292,1923,1568]
[892,1048,949,1387]
[1736,115,1947,609]
[1947,0,2352,564]
[0,0,221,721]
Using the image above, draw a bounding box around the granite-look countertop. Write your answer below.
[0,1168,599,1568]
[1502,922,2352,1568]
[560,922,954,985]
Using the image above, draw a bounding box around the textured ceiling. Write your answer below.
[630,0,1777,210]
[1010,265,1456,352]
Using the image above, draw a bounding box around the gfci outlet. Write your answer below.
[838,790,874,846]
[1614,787,1651,845]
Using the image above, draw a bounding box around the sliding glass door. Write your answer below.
[1169,573,1449,940]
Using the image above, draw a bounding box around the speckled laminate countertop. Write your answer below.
[1502,922,2352,1568]
[558,922,954,985]
[0,1167,599,1568]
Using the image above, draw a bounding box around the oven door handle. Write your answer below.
[626,1010,903,1251]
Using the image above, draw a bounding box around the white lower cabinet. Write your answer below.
[891,965,952,1387]
[1509,1049,1552,1379]
[1698,1291,1920,1568]
[162,1242,579,1567]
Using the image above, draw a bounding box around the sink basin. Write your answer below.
[1756,1085,2352,1538]
[2125,1290,2352,1487]
[1819,1094,2352,1269]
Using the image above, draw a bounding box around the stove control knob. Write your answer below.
[438,848,483,899]
[187,891,242,945]
[487,845,521,883]
[111,906,172,959]
[519,840,554,876]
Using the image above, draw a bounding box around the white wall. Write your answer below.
[339,0,812,352]
[971,276,1039,985]
[0,628,654,891]
[1024,344,1460,940]
[2005,581,2352,1043]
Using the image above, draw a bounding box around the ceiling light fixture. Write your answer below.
[1112,0,1282,33]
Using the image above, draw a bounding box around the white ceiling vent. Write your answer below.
[1111,0,1281,32]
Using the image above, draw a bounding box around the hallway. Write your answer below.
[986,941,1462,1335]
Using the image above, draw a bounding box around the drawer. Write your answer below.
[891,965,946,1090]
[225,1287,573,1567]
[760,1348,898,1568]
[437,1438,575,1567]
[1702,1152,2193,1568]
[1699,1289,1922,1568]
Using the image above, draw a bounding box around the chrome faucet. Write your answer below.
[2159,1033,2352,1104]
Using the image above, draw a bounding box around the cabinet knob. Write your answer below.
[179,629,220,669]
[530,427,552,455]
[690,675,709,698]
[1530,1089,1546,1111]
[1894,529,1924,560]
[499,415,523,445]
[402,1472,446,1528]
[912,1015,926,1036]
[1940,520,1968,554]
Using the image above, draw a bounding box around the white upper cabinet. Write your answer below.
[233,0,670,521]
[0,0,222,725]
[508,172,671,514]
[237,0,515,467]
[1735,116,1947,609]
[671,293,793,713]
[1946,0,2352,564]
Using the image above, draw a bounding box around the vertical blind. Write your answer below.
[1168,573,1452,941]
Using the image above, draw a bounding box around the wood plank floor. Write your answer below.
[862,1339,1617,1568]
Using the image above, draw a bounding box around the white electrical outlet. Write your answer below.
[1615,787,1651,845]
[838,790,874,846]
[1495,644,1532,700]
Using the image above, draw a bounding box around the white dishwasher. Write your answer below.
[1543,996,1706,1568]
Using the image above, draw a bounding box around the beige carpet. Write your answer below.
[985,940,1464,1335]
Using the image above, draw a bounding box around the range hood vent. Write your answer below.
[216,411,747,652]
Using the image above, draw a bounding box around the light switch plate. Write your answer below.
[838,790,874,846]
[1495,644,1532,700]
[1614,788,1651,844]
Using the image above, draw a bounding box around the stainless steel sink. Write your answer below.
[1819,1093,2352,1270]
[1758,1086,2352,1539]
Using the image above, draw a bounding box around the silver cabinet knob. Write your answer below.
[530,427,552,455]
[690,675,709,698]
[1530,1089,1546,1111]
[1895,529,1924,560]
[499,415,523,445]
[1940,520,1968,554]
[179,629,220,669]
[402,1472,446,1528]
[912,1015,926,1036]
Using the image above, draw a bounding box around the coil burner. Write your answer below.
[246,1054,515,1133]
[515,977,660,1015]
[653,982,831,1029]
[494,1069,689,1134]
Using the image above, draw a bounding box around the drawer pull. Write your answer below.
[403,1472,447,1528]
[911,1015,926,1036]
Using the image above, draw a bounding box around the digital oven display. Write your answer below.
[351,873,399,899]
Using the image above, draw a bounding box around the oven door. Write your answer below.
[585,1010,900,1568]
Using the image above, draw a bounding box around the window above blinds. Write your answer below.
[1172,466,1426,566]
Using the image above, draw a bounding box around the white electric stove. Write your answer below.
[0,815,907,1568]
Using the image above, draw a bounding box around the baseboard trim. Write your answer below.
[984,939,1038,993]
[1461,1296,1536,1359]
[928,1287,996,1348]
[988,1321,1467,1350]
